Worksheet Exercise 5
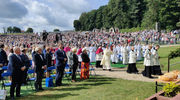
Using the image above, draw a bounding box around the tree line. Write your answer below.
[74,0,180,31]
[6,26,33,33]
[5,27,60,33]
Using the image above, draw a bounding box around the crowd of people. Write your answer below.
[0,30,179,99]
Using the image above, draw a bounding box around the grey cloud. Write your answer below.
[54,0,91,14]
[0,0,28,18]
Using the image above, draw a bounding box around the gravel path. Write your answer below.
[94,67,159,82]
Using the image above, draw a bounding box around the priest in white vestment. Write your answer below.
[101,45,113,71]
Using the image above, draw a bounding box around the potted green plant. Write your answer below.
[162,82,180,97]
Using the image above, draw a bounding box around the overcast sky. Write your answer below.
[0,0,109,32]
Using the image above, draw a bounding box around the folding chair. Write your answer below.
[64,64,72,81]
[2,66,8,71]
[76,68,81,76]
[48,66,56,78]
[89,63,96,76]
[29,60,32,66]
[27,69,35,90]
[1,72,11,90]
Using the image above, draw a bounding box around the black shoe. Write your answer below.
[109,69,112,71]
[149,76,154,78]
[39,88,44,90]
[135,72,138,74]
[11,97,15,100]
[16,95,21,97]
[35,89,39,92]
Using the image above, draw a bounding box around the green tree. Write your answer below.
[95,6,104,29]
[141,0,160,29]
[7,26,13,33]
[12,26,21,33]
[26,27,33,33]
[53,29,60,32]
[87,10,97,30]
[73,20,81,31]
[74,0,180,31]
[159,0,180,30]
[79,12,89,30]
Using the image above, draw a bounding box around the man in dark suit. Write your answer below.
[9,47,26,100]
[0,44,8,66]
[21,48,31,84]
[0,55,3,80]
[55,43,67,86]
[33,47,46,91]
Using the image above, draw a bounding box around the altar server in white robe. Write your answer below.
[151,45,162,75]
[116,44,122,61]
[126,44,131,53]
[111,45,118,64]
[127,46,138,74]
[101,45,113,71]
[136,43,142,61]
[89,44,96,62]
[142,44,146,57]
[122,44,128,64]
[142,45,153,78]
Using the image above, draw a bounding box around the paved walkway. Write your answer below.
[94,67,160,82]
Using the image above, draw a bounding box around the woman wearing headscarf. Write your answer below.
[95,45,103,68]
[81,48,90,79]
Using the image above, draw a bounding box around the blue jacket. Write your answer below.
[55,49,67,68]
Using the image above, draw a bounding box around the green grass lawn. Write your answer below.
[8,76,157,100]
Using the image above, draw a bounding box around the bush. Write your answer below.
[163,82,180,97]
[168,48,180,59]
